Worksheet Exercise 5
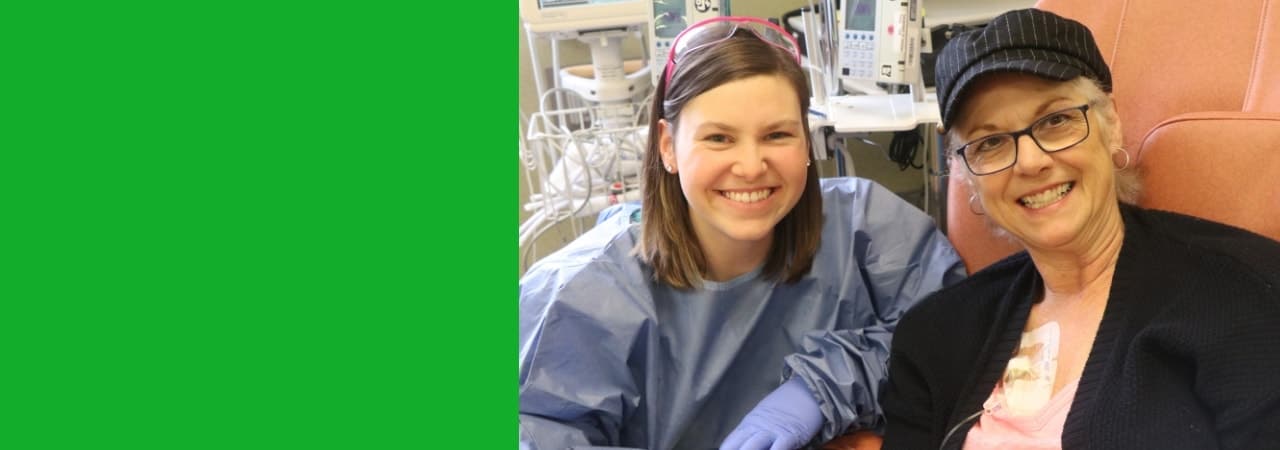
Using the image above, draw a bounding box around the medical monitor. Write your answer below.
[837,0,921,84]
[646,0,729,85]
[521,0,650,34]
[845,0,876,32]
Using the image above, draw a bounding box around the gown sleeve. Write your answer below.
[784,179,966,441]
[518,225,652,450]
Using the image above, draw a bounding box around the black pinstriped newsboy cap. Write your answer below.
[936,8,1112,129]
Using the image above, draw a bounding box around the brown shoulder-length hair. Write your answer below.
[638,28,823,289]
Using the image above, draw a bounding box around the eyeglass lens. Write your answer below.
[963,107,1090,175]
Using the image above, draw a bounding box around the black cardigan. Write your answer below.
[881,205,1280,449]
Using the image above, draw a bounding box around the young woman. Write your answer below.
[521,16,965,450]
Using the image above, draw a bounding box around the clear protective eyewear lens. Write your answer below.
[670,18,799,64]
[663,17,801,95]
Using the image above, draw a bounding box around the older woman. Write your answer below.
[519,16,964,450]
[880,8,1280,450]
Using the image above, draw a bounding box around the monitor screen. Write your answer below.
[541,0,629,8]
[523,0,648,33]
[845,0,876,32]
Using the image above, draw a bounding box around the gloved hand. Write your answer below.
[720,376,824,450]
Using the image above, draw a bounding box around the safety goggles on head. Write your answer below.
[663,16,802,92]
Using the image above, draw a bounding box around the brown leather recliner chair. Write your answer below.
[946,0,1280,274]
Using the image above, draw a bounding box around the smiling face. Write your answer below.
[952,73,1121,252]
[658,74,809,259]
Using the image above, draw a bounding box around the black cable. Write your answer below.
[881,84,923,171]
[887,128,924,171]
[939,409,984,449]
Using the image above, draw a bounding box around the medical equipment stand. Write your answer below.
[802,0,950,232]
[519,22,652,270]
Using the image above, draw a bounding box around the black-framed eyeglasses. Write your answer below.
[952,104,1092,176]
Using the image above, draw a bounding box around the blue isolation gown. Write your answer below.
[519,177,967,450]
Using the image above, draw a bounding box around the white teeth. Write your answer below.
[1019,182,1074,209]
[723,189,773,203]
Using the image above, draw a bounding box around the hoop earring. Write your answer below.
[962,193,983,214]
[1113,148,1131,170]
[968,193,985,216]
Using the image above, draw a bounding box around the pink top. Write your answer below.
[962,377,1080,450]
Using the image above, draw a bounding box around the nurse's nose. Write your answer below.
[733,143,766,179]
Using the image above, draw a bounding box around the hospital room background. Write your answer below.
[519,0,1038,274]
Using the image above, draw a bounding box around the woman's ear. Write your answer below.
[659,119,677,173]
[1101,95,1124,148]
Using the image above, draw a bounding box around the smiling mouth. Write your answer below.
[1019,182,1074,209]
[721,188,774,203]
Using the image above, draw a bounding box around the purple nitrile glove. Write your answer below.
[720,376,824,450]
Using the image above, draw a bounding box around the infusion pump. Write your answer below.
[648,0,730,86]
[837,0,922,84]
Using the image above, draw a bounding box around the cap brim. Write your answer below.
[942,59,1084,129]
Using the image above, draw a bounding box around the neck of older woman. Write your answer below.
[702,234,774,282]
[1020,204,1125,395]
[1026,203,1126,301]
